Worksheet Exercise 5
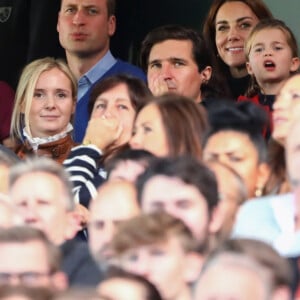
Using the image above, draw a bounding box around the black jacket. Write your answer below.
[60,238,104,287]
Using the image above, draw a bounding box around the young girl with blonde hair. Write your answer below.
[238,19,300,137]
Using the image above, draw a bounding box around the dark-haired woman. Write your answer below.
[202,0,273,99]
[203,101,270,199]
[63,74,151,208]
[129,94,208,160]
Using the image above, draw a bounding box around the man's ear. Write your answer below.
[200,66,212,82]
[208,206,223,234]
[56,12,61,33]
[183,252,204,284]
[108,15,116,36]
[64,210,82,241]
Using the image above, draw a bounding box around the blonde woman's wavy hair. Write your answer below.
[10,57,77,141]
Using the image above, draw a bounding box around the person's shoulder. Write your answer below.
[236,195,282,227]
[241,193,293,210]
[231,193,293,240]
[114,59,141,70]
[112,59,146,80]
[61,239,104,286]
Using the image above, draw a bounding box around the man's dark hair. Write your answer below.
[60,0,116,16]
[106,0,116,16]
[140,24,211,73]
[105,148,154,177]
[136,156,219,215]
[204,100,268,163]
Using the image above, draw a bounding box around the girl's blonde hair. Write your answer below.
[245,19,299,97]
[10,57,77,141]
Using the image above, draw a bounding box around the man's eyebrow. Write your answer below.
[148,59,162,65]
[148,57,187,65]
[169,57,187,62]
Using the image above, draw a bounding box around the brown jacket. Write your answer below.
[16,133,77,164]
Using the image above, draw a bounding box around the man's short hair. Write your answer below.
[140,24,211,73]
[111,212,198,255]
[0,226,62,274]
[199,238,293,294]
[60,0,116,16]
[136,156,219,216]
[106,0,116,16]
[105,148,154,177]
[101,266,163,300]
[9,157,75,211]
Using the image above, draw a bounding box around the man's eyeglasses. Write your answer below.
[0,271,51,285]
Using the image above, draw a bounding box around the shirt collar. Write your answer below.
[23,123,73,151]
[82,50,117,85]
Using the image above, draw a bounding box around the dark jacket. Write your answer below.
[60,238,104,287]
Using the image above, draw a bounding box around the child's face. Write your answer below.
[119,237,192,300]
[246,28,300,89]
